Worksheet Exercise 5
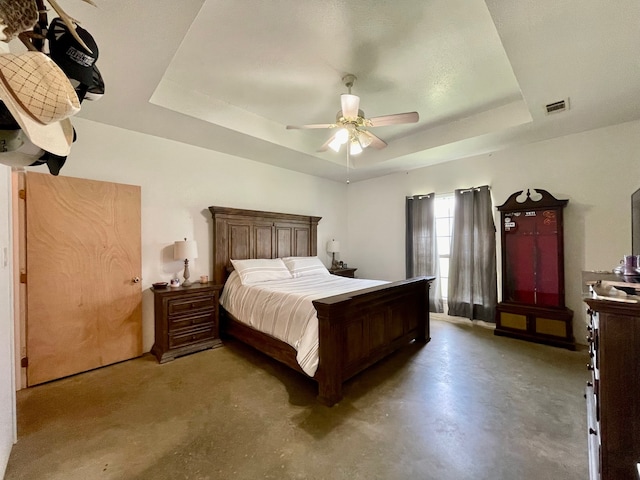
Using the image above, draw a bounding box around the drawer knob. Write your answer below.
[586,363,594,371]
[589,427,597,435]
[586,381,593,387]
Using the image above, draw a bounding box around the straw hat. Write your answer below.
[0,52,80,156]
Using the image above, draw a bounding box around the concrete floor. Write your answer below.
[5,317,589,480]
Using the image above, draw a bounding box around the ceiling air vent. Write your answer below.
[545,98,569,115]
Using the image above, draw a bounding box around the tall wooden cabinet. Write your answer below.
[495,189,575,349]
[584,297,640,480]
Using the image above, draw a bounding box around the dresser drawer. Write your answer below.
[169,323,215,349]
[167,293,216,316]
[169,311,215,332]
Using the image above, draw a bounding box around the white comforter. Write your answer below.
[219,271,388,376]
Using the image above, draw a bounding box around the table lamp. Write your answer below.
[174,238,198,286]
[327,239,340,269]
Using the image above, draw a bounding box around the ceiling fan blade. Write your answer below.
[341,94,360,119]
[362,131,387,150]
[368,112,419,127]
[286,123,335,130]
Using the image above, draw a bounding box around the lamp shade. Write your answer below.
[326,239,340,253]
[174,239,198,260]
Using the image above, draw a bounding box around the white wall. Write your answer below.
[347,119,640,345]
[0,165,16,478]
[49,118,349,352]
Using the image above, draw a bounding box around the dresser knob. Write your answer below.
[589,427,597,435]
[587,325,593,332]
[586,363,594,371]
[587,381,593,387]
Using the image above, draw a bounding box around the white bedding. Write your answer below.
[219,271,388,376]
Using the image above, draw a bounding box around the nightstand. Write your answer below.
[329,267,357,278]
[151,282,223,363]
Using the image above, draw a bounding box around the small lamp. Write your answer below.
[174,238,198,286]
[326,239,340,269]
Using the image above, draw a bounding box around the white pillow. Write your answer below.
[282,256,330,278]
[230,258,293,285]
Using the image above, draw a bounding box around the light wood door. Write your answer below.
[24,172,142,386]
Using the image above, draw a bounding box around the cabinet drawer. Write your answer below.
[169,311,215,332]
[167,294,215,316]
[169,324,214,349]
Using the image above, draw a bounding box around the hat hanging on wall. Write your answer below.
[0,128,45,167]
[0,0,37,42]
[47,17,103,103]
[0,51,80,156]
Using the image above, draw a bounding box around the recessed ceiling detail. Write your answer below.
[62,0,640,183]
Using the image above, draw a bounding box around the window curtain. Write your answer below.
[406,194,443,313]
[447,186,497,322]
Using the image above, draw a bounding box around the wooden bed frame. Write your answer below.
[209,206,433,406]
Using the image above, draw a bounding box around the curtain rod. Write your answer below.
[457,185,491,194]
[406,193,434,200]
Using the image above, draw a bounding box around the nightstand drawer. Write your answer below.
[167,294,215,315]
[169,311,215,332]
[169,323,215,349]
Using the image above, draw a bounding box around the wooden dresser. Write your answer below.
[151,283,223,363]
[584,297,640,480]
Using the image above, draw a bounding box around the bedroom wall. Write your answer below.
[32,118,349,354]
[0,164,16,477]
[346,119,640,346]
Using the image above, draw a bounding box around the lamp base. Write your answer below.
[182,259,192,287]
[331,253,338,269]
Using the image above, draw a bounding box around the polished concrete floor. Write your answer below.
[5,317,589,480]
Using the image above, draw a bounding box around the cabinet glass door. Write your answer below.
[503,209,561,307]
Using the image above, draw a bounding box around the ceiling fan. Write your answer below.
[286,74,419,155]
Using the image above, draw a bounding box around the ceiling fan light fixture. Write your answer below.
[328,137,343,152]
[349,140,363,155]
[357,130,372,148]
[335,128,349,145]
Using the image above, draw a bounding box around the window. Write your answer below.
[435,194,454,300]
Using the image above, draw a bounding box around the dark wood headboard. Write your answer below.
[208,206,322,285]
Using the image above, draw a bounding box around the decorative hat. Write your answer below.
[0,127,26,153]
[0,0,37,42]
[0,128,44,167]
[47,17,98,86]
[0,52,80,156]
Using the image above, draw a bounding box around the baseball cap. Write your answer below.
[47,17,98,86]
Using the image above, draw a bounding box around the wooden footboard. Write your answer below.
[313,276,432,405]
[221,276,433,406]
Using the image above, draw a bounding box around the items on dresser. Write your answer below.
[494,188,575,349]
[584,295,640,480]
[151,282,223,363]
[329,267,357,278]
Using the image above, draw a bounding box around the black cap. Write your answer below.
[47,17,99,85]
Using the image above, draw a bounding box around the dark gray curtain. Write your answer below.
[406,194,443,313]
[447,186,497,322]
